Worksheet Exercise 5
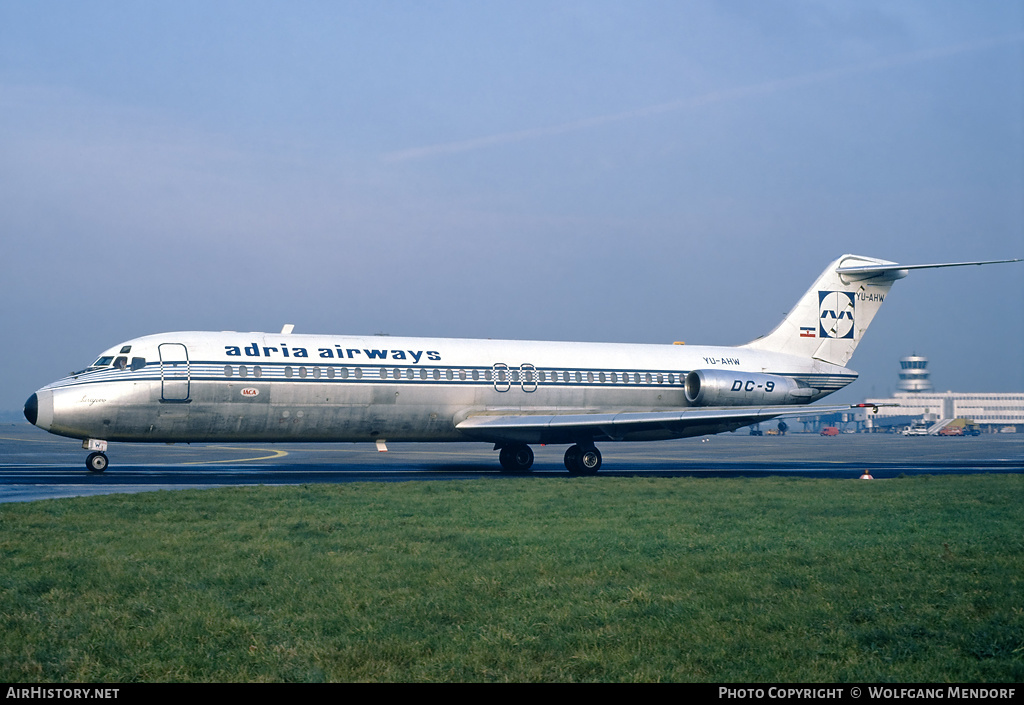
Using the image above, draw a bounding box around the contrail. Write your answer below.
[382,34,1023,163]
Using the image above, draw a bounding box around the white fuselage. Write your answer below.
[30,331,856,445]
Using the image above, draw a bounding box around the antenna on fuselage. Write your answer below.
[280,324,295,335]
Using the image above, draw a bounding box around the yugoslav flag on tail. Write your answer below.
[742,254,1022,367]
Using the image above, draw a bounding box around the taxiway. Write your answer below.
[1,423,1020,503]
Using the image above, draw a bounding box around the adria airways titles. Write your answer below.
[23,255,1020,473]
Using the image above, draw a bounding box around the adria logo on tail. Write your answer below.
[818,291,855,339]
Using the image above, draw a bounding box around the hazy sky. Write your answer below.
[2,1,1022,414]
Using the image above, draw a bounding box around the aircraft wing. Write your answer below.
[456,404,863,444]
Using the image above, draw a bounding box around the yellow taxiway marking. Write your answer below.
[181,448,290,465]
[1,435,290,465]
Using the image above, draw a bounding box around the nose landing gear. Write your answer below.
[83,439,109,473]
[86,452,109,473]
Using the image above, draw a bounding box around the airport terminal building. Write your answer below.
[861,355,1024,433]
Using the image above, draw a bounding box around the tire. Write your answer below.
[86,452,108,473]
[565,444,601,475]
[564,445,581,472]
[498,444,534,473]
[578,447,601,475]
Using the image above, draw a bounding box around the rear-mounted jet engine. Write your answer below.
[684,369,815,406]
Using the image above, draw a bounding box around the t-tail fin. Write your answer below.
[741,254,1021,367]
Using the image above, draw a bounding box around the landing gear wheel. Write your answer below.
[565,444,601,475]
[578,447,601,475]
[86,452,108,473]
[498,444,534,474]
[564,445,580,472]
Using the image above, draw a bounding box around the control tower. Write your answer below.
[897,354,933,393]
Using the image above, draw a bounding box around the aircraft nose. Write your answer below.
[24,393,38,426]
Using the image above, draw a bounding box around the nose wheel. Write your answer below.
[86,452,108,473]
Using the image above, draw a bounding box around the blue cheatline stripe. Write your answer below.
[49,361,856,392]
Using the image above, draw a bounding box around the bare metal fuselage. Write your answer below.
[28,331,855,447]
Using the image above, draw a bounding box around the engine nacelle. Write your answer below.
[684,370,814,406]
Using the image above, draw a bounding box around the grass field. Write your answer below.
[1,474,1021,682]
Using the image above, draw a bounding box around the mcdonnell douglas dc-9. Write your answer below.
[24,255,1020,474]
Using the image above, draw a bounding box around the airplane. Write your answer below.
[23,254,1021,474]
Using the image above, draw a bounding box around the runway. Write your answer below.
[1,423,1021,503]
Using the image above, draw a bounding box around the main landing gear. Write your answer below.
[563,444,601,475]
[496,443,602,475]
[497,443,535,474]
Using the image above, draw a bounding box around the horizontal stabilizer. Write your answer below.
[836,258,1022,280]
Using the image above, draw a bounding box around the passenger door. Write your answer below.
[159,343,191,402]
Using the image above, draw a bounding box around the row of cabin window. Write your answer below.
[224,365,682,385]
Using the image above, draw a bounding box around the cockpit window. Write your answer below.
[113,357,128,370]
[130,357,146,371]
[120,346,132,354]
[93,356,114,368]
